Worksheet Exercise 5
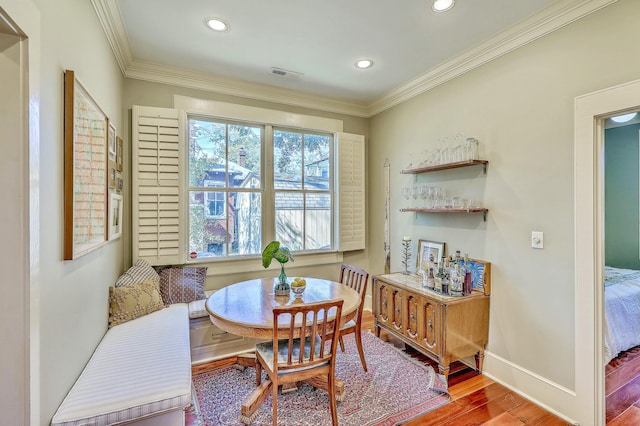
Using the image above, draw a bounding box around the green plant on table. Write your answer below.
[262,241,294,290]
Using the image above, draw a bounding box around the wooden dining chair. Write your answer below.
[253,299,344,426]
[338,263,369,372]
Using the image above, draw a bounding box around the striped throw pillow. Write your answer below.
[115,259,159,287]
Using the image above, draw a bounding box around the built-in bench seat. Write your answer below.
[51,304,192,426]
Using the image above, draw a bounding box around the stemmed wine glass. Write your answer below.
[410,186,418,208]
[402,186,411,208]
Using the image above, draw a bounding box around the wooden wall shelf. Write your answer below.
[399,207,488,221]
[401,159,488,175]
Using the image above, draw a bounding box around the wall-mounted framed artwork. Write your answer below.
[108,121,116,162]
[416,239,446,276]
[63,70,108,260]
[109,191,123,240]
[116,136,123,172]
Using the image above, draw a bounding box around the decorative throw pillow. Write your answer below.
[115,259,160,287]
[159,267,207,304]
[108,279,165,328]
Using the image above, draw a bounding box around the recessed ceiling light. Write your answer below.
[432,0,455,12]
[611,112,638,123]
[355,59,374,69]
[205,18,229,32]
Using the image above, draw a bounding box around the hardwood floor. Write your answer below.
[187,311,571,425]
[606,345,640,425]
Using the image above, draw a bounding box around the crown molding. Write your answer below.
[91,0,133,74]
[124,60,370,117]
[93,0,617,118]
[367,0,618,116]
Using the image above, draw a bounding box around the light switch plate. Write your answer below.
[531,231,544,249]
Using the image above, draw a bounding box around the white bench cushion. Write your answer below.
[51,304,192,426]
[188,290,215,319]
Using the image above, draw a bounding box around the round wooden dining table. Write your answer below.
[205,277,361,423]
[205,277,361,339]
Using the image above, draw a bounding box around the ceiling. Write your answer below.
[93,0,613,116]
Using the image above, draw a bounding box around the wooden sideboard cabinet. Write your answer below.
[373,273,490,378]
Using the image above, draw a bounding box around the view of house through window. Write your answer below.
[273,129,333,251]
[188,117,334,259]
[188,118,263,258]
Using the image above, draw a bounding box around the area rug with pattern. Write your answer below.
[190,332,450,425]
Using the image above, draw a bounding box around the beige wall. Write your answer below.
[369,0,640,417]
[121,79,371,285]
[30,0,125,423]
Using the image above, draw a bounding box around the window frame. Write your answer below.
[179,96,344,264]
[272,127,335,252]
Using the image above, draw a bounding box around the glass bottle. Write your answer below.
[450,253,463,296]
[434,258,444,294]
[441,258,450,295]
[463,253,473,295]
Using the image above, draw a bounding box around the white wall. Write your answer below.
[369,0,640,422]
[28,0,124,423]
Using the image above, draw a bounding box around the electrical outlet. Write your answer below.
[531,231,544,249]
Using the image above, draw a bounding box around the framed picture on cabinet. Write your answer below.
[467,258,491,295]
[417,239,446,278]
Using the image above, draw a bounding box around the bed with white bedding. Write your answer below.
[604,266,640,364]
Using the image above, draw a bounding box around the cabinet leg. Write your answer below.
[374,324,381,338]
[475,351,485,373]
[437,363,450,379]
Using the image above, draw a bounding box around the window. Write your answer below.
[188,118,334,259]
[131,101,364,268]
[273,129,333,251]
[188,118,262,258]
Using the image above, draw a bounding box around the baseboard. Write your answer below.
[483,351,579,425]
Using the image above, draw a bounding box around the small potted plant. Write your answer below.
[262,241,294,296]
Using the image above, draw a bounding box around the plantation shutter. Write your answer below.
[335,132,365,251]
[132,105,184,265]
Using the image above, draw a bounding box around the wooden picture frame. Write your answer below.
[64,70,108,260]
[467,258,491,295]
[116,136,123,171]
[108,159,117,189]
[108,121,116,161]
[416,239,446,277]
[109,191,123,240]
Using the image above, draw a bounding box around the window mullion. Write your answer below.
[264,125,275,242]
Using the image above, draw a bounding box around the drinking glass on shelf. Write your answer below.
[454,133,466,162]
[419,185,429,208]
[466,199,480,210]
[432,187,444,208]
[452,197,463,209]
[402,186,411,208]
[410,185,418,208]
[466,138,479,160]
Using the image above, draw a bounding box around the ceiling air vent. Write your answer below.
[270,67,303,80]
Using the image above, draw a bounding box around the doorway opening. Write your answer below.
[602,110,640,423]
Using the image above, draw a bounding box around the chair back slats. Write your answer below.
[272,300,343,372]
[340,264,369,314]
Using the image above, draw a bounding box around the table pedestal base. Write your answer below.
[239,370,345,425]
